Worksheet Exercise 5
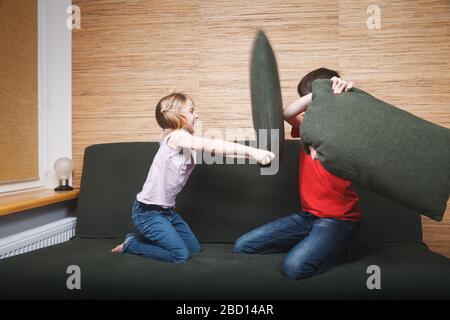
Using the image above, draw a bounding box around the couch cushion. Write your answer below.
[76,141,300,240]
[76,140,423,247]
[348,242,450,299]
[351,184,423,250]
[0,237,448,299]
[300,79,450,221]
[76,142,158,239]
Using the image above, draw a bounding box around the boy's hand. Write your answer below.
[330,76,353,94]
[252,149,276,165]
[309,146,318,160]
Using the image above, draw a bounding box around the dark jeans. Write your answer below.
[234,211,360,280]
[123,200,201,263]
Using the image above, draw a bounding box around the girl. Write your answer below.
[111,93,275,263]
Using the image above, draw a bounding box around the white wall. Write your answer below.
[0,0,72,193]
[42,0,72,188]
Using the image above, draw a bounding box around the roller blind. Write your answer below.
[0,0,38,184]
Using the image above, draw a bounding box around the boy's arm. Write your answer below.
[282,93,312,123]
[287,114,303,138]
[285,114,302,132]
[283,77,353,127]
[283,78,353,158]
[283,94,312,138]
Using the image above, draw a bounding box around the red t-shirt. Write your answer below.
[292,126,362,222]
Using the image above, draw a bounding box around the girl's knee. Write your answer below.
[234,235,252,253]
[190,242,202,254]
[171,248,191,263]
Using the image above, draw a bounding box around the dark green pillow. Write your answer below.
[250,30,284,159]
[300,79,450,221]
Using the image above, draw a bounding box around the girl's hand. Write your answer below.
[330,76,353,94]
[252,149,276,165]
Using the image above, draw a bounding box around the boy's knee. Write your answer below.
[282,257,318,280]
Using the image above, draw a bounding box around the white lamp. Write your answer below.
[54,157,73,191]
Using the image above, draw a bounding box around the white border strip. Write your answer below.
[0,217,77,259]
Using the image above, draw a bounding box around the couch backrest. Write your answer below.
[76,141,423,247]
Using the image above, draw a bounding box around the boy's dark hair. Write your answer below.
[297,67,340,97]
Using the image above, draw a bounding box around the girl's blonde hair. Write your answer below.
[155,93,194,134]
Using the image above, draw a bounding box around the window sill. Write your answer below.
[0,188,80,217]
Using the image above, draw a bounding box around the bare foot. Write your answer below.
[111,243,124,253]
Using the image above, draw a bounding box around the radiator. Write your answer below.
[0,217,77,260]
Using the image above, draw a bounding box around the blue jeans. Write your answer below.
[122,200,201,263]
[234,211,360,280]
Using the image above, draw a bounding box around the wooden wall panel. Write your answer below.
[0,0,38,184]
[197,0,339,133]
[73,0,450,256]
[338,0,450,257]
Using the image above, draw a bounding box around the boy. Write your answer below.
[234,68,361,280]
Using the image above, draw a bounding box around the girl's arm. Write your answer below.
[168,130,275,165]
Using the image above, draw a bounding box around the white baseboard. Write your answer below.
[0,217,77,260]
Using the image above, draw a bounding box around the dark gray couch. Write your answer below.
[0,141,449,299]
